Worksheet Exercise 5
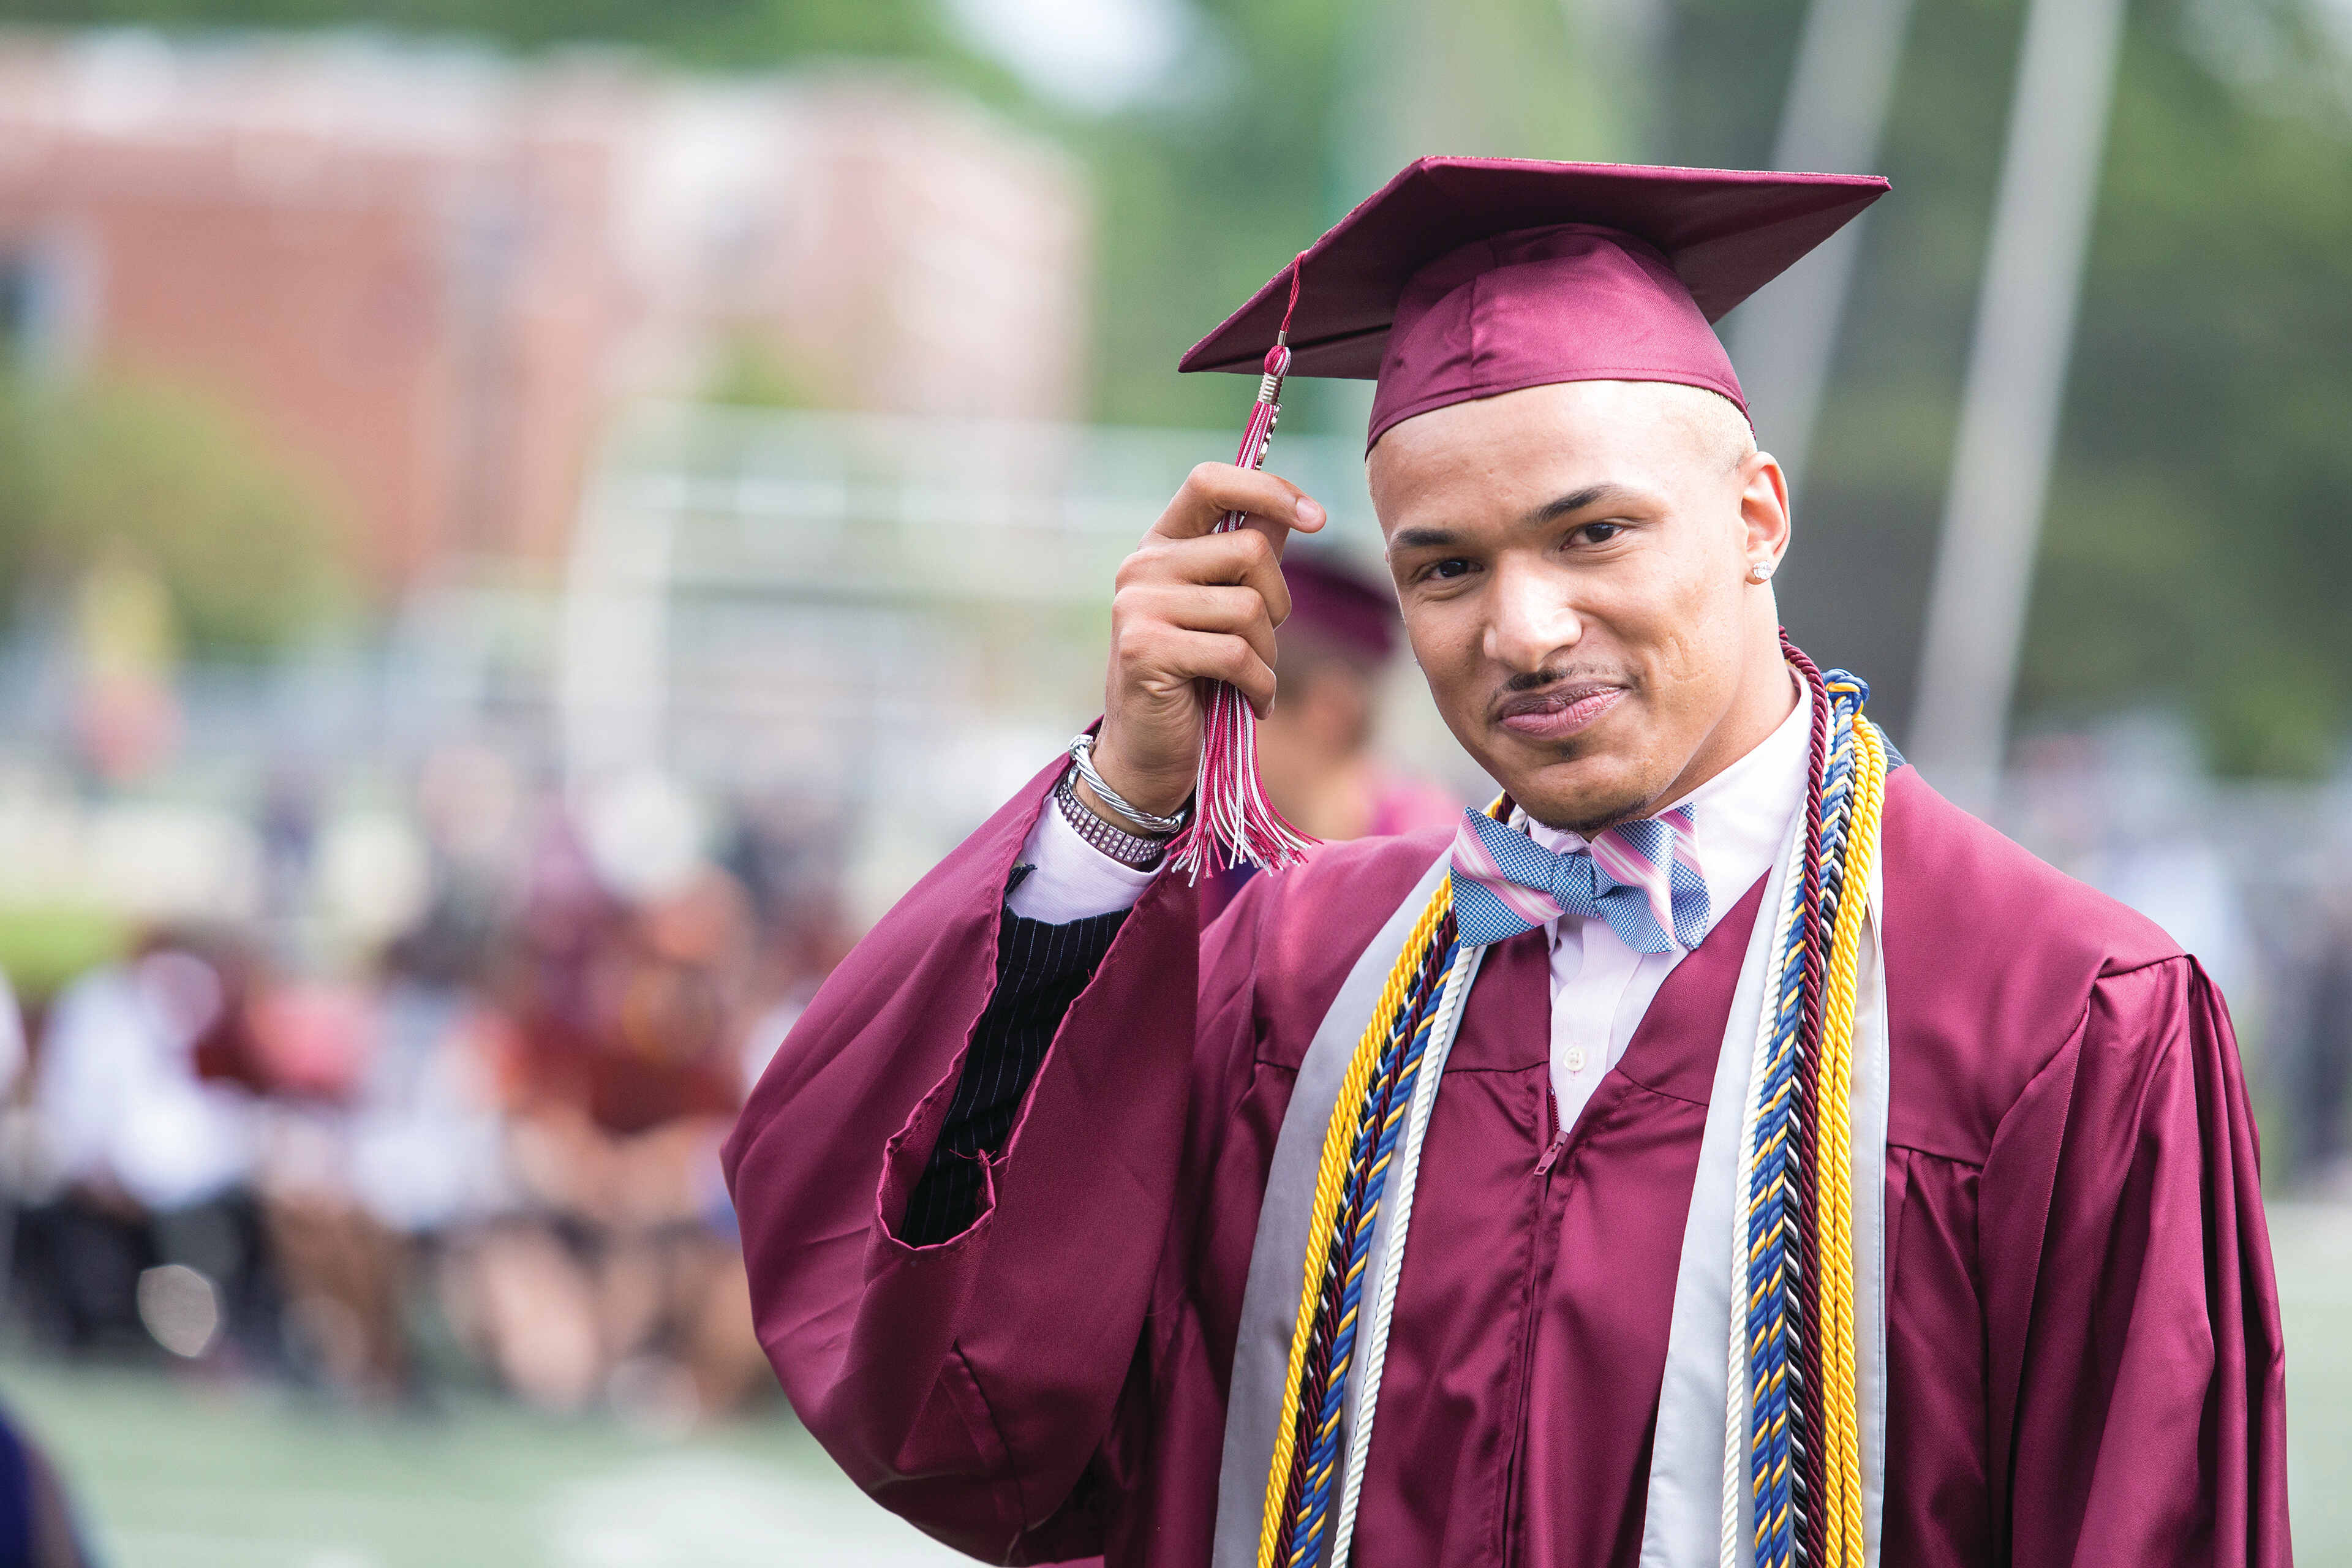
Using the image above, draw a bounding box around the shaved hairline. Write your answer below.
[1649,381,1757,474]
[1363,377,1762,489]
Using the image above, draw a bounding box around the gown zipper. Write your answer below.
[1502,1088,1570,1564]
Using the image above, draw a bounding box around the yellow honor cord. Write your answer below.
[1254,875,1455,1568]
[1812,718,1886,1566]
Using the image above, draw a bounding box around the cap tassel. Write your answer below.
[1168,258,1319,881]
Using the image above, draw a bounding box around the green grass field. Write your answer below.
[7,1202,2348,1566]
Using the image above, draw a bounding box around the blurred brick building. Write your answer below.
[0,33,1091,593]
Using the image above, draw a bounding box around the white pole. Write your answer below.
[1726,0,1918,498]
[1907,0,2131,808]
[559,464,675,796]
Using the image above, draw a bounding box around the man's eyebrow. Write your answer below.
[1527,483,1639,524]
[1387,525,1463,552]
[1389,484,1645,554]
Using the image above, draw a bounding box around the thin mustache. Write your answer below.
[1501,667,1626,695]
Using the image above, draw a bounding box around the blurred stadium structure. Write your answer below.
[559,405,1406,911]
[0,31,1088,585]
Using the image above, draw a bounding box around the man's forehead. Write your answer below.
[1370,380,1743,522]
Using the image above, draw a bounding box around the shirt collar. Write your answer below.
[1521,670,1812,948]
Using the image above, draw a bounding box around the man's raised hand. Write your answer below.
[1083,462,1327,822]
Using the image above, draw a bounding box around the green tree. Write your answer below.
[0,374,349,652]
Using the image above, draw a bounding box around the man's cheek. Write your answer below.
[1403,619,1469,687]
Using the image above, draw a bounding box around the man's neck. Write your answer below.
[1645,658,1803,819]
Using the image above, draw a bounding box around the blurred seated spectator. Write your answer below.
[2291,877,2352,1193]
[445,854,767,1425]
[245,974,470,1404]
[17,928,279,1368]
[736,888,854,1094]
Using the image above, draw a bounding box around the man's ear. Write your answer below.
[1739,451,1792,570]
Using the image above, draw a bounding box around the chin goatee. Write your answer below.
[1523,799,1651,837]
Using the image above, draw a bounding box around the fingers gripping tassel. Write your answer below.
[1169,255,1318,878]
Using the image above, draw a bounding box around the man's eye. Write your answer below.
[1430,558,1473,581]
[1577,521,1625,545]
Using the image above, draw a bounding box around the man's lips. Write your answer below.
[1494,684,1628,741]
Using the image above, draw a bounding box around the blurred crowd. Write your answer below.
[0,550,1440,1430]
[0,745,854,1429]
[2,546,2352,1437]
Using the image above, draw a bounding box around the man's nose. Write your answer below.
[1481,559,1582,673]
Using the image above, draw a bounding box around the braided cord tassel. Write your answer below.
[1744,639,1893,1568]
[1329,938,1483,1568]
[1246,666,1888,1568]
[1812,716,1886,1566]
[1797,677,1864,1568]
[1254,878,1452,1568]
[1275,932,1452,1551]
[1784,635,1833,1568]
[1283,927,1460,1568]
[1741,907,1812,1567]
[1722,805,1812,1568]
[1743,663,1828,1568]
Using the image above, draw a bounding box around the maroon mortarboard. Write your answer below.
[1180,157,1889,448]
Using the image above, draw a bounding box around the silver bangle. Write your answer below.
[1067,733,1191,835]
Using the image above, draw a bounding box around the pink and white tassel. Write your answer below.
[1167,264,1319,880]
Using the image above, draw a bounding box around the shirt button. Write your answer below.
[1564,1047,1588,1073]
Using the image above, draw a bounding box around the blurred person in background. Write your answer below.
[244,974,417,1403]
[232,745,523,1403]
[20,928,277,1368]
[0,960,101,1565]
[2290,873,2352,1193]
[447,808,767,1425]
[723,796,858,1090]
[1199,552,1459,923]
[728,160,2288,1566]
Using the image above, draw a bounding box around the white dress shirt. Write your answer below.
[1008,680,1812,1129]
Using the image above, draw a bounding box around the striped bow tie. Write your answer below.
[1449,804,1710,952]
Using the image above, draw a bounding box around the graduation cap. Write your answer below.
[1180,157,1890,448]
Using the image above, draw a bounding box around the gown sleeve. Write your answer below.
[718,759,1247,1562]
[1980,954,2291,1566]
[899,903,1131,1246]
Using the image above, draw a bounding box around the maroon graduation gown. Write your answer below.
[720,756,2290,1567]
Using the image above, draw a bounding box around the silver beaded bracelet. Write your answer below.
[1066,733,1191,835]
[1055,773,1169,869]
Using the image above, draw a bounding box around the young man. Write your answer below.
[723,159,2289,1568]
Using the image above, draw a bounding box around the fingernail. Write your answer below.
[1296,497,1325,527]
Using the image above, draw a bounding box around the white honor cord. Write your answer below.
[1325,941,1483,1568]
[1720,854,1807,1568]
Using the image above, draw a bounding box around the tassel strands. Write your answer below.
[1169,258,1319,880]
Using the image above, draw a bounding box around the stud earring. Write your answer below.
[1747,559,1776,583]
